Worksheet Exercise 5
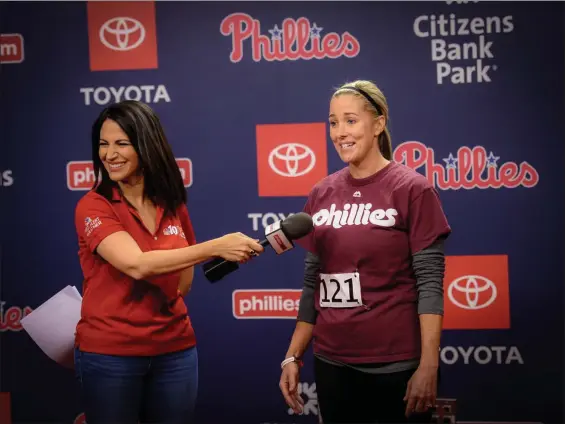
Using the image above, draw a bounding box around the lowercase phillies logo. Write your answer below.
[443,255,510,330]
[0,33,24,64]
[393,141,539,190]
[220,13,360,63]
[233,289,302,319]
[176,158,193,188]
[87,1,158,71]
[67,161,97,190]
[256,123,327,197]
[67,159,193,190]
[0,301,33,332]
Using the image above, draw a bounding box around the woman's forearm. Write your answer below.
[419,313,442,368]
[96,232,222,281]
[135,240,219,279]
[284,251,320,359]
[285,321,314,358]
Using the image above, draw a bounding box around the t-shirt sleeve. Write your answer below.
[178,203,197,246]
[75,193,126,253]
[294,189,318,255]
[408,186,451,254]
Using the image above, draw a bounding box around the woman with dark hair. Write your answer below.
[73,100,263,424]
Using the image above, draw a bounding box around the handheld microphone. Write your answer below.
[202,212,314,283]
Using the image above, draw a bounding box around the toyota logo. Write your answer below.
[268,143,316,177]
[447,275,497,310]
[99,17,146,51]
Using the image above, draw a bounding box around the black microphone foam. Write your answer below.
[279,212,314,239]
[202,212,314,283]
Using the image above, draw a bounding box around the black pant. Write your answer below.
[314,356,436,424]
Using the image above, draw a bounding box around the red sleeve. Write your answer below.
[178,203,196,246]
[75,193,125,253]
[294,189,319,256]
[408,186,451,254]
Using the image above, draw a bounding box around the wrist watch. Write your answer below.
[281,356,304,369]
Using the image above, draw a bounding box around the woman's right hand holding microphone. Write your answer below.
[214,232,264,263]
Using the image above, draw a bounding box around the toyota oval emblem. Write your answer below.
[268,142,316,177]
[99,17,146,51]
[447,275,497,310]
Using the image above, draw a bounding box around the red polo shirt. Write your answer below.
[73,188,197,356]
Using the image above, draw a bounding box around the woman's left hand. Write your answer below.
[403,365,437,417]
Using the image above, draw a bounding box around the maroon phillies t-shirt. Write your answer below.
[297,162,451,364]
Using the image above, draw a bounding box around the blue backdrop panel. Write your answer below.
[0,1,563,423]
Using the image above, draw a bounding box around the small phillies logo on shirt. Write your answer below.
[163,225,185,239]
[84,216,102,237]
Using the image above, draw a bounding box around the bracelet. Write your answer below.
[281,356,303,369]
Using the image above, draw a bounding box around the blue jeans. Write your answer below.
[74,346,198,424]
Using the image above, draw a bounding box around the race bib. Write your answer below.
[319,272,362,308]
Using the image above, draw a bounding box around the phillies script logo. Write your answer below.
[393,141,539,190]
[220,13,360,63]
[0,301,33,332]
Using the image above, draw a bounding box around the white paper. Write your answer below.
[20,285,82,369]
[69,286,82,301]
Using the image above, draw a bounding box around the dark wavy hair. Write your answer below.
[90,100,186,215]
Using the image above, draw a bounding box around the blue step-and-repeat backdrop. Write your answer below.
[1,1,563,423]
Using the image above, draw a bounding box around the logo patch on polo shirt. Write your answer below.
[163,225,185,239]
[84,216,102,237]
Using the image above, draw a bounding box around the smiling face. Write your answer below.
[328,93,385,166]
[98,118,141,183]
